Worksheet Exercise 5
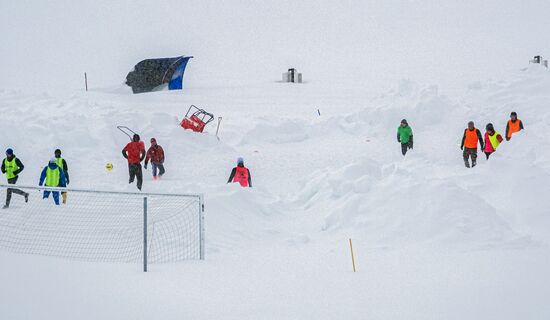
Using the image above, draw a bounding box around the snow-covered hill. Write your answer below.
[1,1,550,319]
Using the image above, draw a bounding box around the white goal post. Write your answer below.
[0,184,204,272]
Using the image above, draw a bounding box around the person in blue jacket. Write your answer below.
[39,158,67,205]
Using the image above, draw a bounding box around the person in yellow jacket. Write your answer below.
[1,148,29,209]
[38,158,67,205]
[483,123,504,159]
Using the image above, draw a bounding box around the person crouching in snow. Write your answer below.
[39,158,67,205]
[397,119,413,156]
[484,123,503,160]
[144,138,165,180]
[227,157,252,187]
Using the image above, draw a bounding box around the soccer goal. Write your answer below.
[0,184,204,272]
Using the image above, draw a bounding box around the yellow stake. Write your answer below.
[349,238,356,272]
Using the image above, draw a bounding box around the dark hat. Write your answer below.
[401,119,408,124]
[133,134,140,141]
[486,123,494,130]
[5,148,13,155]
[150,138,157,143]
[511,111,517,117]
[54,149,61,156]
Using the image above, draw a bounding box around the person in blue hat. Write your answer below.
[227,157,252,187]
[1,148,29,209]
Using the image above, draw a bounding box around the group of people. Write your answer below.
[460,112,523,168]
[120,134,251,190]
[9,111,518,207]
[1,148,69,208]
[397,112,524,168]
[121,134,166,190]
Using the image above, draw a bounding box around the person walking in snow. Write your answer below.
[461,121,484,168]
[54,149,70,203]
[122,134,146,190]
[397,119,413,156]
[505,111,524,141]
[1,148,29,209]
[38,158,67,205]
[227,157,252,187]
[144,138,165,180]
[483,123,503,160]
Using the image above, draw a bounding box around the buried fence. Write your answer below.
[0,184,204,271]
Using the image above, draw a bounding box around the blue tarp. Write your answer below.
[169,57,192,90]
[126,56,193,94]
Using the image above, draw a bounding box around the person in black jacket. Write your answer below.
[1,148,29,209]
[54,149,70,204]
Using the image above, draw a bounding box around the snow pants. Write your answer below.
[5,177,28,207]
[463,148,478,168]
[401,143,410,156]
[152,163,165,177]
[43,190,60,205]
[128,163,143,190]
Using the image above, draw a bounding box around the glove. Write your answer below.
[144,164,147,170]
[460,146,464,150]
[408,141,413,149]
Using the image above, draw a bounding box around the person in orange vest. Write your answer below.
[460,121,484,168]
[483,123,504,159]
[227,157,252,187]
[505,112,524,141]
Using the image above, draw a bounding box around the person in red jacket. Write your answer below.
[144,138,165,180]
[122,134,146,190]
[227,157,252,187]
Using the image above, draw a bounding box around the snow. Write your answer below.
[1,0,550,319]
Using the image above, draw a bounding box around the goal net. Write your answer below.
[0,184,204,265]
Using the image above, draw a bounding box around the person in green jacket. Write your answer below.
[397,119,413,156]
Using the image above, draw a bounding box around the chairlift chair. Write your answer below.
[180,105,214,133]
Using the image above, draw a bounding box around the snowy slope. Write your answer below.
[1,1,550,319]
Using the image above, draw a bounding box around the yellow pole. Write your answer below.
[349,238,356,272]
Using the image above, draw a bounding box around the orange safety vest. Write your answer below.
[233,166,249,187]
[507,119,521,138]
[464,128,479,148]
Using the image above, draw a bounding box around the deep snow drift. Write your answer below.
[1,66,549,319]
[1,0,550,319]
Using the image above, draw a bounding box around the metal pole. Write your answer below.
[199,195,205,260]
[143,197,148,272]
[215,117,222,140]
[84,72,88,91]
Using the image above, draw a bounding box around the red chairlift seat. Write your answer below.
[180,105,214,133]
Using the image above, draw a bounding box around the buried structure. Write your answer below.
[126,56,193,94]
